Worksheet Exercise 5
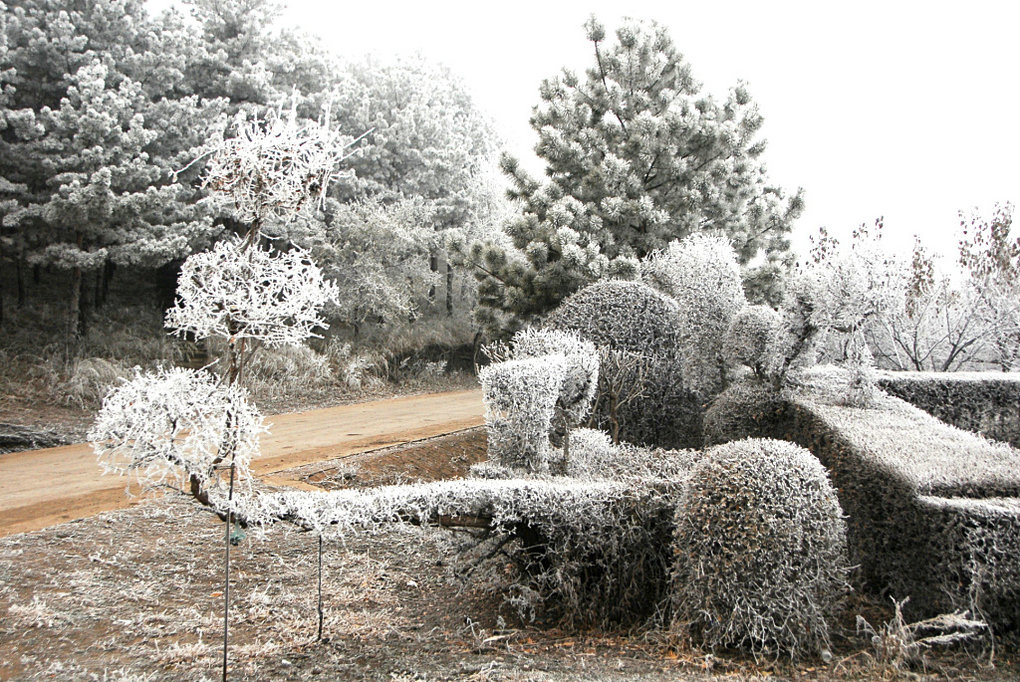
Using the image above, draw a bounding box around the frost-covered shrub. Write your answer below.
[243,343,334,399]
[544,279,683,357]
[165,238,340,347]
[565,428,616,477]
[60,357,131,409]
[505,328,599,429]
[478,356,566,472]
[766,272,828,383]
[566,427,700,481]
[702,378,784,446]
[89,368,266,495]
[670,438,849,658]
[546,280,701,447]
[723,305,782,378]
[642,234,746,396]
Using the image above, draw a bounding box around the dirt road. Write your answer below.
[0,389,483,537]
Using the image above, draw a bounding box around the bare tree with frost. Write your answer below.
[91,103,353,679]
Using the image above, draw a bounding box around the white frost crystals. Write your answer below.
[202,105,363,224]
[164,237,339,346]
[89,367,266,492]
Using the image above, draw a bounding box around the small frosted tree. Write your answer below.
[90,103,355,679]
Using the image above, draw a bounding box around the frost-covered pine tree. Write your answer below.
[468,16,802,332]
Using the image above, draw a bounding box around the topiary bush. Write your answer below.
[669,438,849,659]
[723,304,782,379]
[702,377,785,446]
[545,280,701,448]
[544,279,684,356]
[642,234,746,397]
[478,355,566,472]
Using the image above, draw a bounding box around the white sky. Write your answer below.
[160,0,1020,263]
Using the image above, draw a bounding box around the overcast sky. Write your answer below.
[164,0,1020,263]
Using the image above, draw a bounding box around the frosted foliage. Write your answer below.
[670,438,849,658]
[642,234,745,395]
[566,428,700,481]
[165,237,339,346]
[88,368,265,493]
[545,279,684,357]
[723,305,782,376]
[508,328,599,425]
[203,107,352,223]
[478,356,567,472]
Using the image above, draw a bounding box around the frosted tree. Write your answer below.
[327,55,504,315]
[869,238,988,371]
[958,203,1020,370]
[0,0,226,344]
[91,105,351,679]
[770,222,906,403]
[468,16,802,333]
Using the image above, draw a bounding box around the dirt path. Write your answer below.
[0,389,483,537]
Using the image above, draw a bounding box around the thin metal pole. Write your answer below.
[222,462,235,682]
[317,535,324,640]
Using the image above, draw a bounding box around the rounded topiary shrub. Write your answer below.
[702,378,784,446]
[544,279,683,357]
[723,304,782,378]
[545,280,701,448]
[670,438,848,659]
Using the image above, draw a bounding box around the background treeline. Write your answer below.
[0,0,509,408]
[2,2,1017,417]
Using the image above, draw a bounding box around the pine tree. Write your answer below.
[469,16,803,333]
[0,0,225,343]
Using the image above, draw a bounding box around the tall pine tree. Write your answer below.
[469,16,803,333]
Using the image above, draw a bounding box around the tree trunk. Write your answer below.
[67,265,82,357]
[78,269,94,340]
[96,259,115,308]
[16,256,25,308]
[428,252,439,304]
[445,259,454,316]
[32,263,40,286]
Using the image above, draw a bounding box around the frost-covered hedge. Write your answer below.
[670,439,848,658]
[478,356,566,472]
[877,371,1020,447]
[773,369,1020,625]
[245,451,697,627]
[545,279,701,448]
[702,377,785,447]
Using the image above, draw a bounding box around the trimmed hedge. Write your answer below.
[766,370,1020,625]
[670,439,848,658]
[545,280,702,448]
[877,371,1020,447]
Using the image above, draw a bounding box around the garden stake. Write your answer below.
[317,534,324,640]
[223,459,235,682]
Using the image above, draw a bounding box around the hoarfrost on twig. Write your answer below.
[165,237,339,347]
